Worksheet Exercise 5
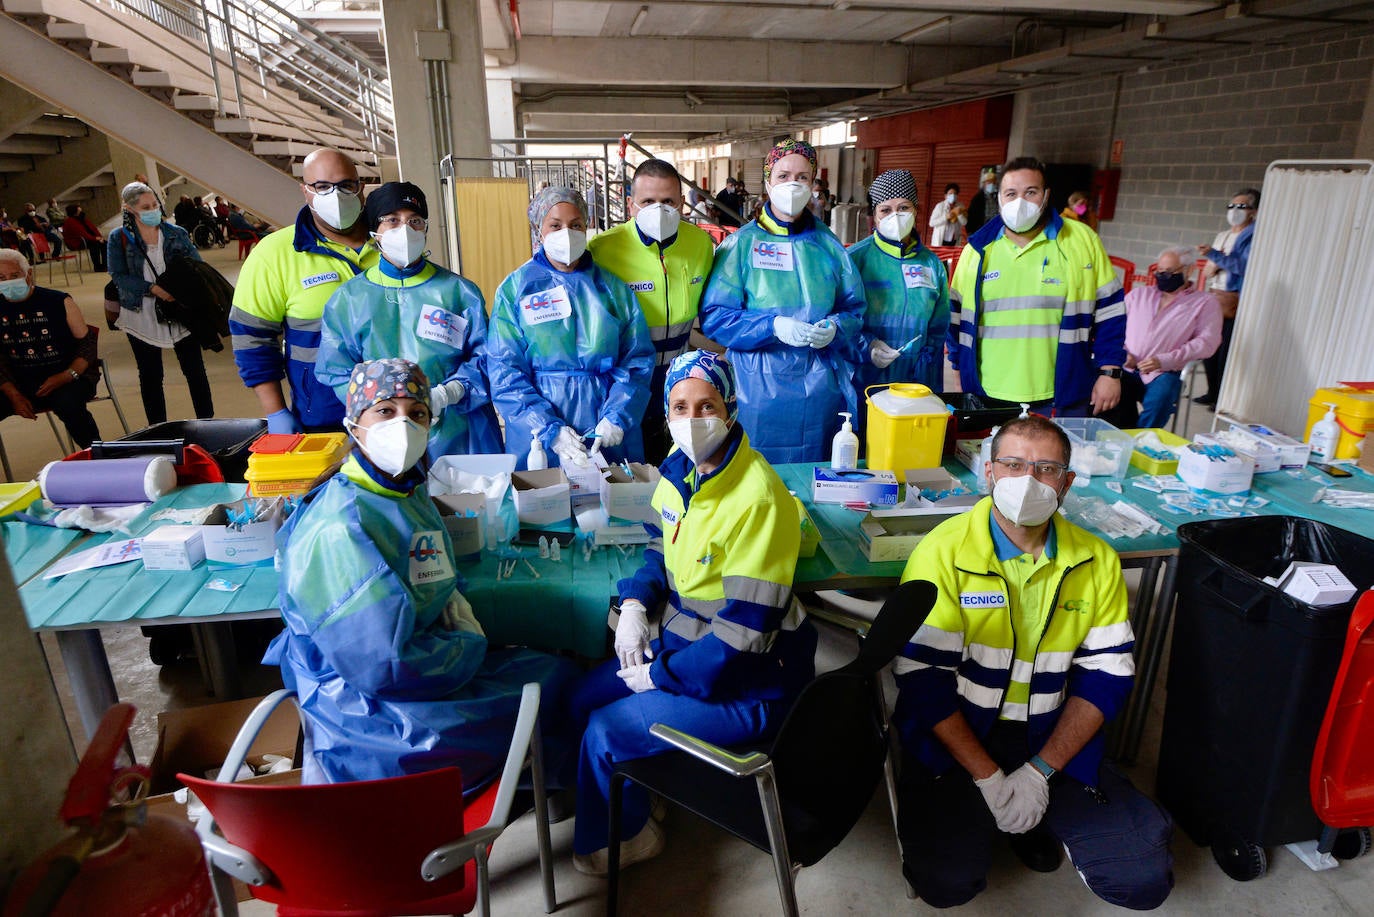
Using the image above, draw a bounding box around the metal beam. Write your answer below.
[523,111,785,133]
[537,0,1215,17]
[487,35,907,88]
[518,94,791,118]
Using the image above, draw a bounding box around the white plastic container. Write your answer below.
[831,412,859,470]
[527,432,549,471]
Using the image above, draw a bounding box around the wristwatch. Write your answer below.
[67,369,79,381]
[1029,754,1057,780]
[1098,367,1123,379]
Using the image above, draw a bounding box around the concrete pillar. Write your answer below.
[1354,66,1374,160]
[382,0,492,268]
[486,77,518,146]
[0,554,77,897]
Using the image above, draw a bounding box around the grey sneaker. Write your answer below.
[572,819,666,877]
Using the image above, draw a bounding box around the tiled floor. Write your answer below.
[20,252,1374,913]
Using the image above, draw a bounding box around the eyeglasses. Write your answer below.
[992,457,1070,482]
[376,215,427,232]
[305,179,362,196]
[1226,203,1254,210]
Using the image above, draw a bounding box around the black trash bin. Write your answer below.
[1156,516,1374,881]
[117,418,265,482]
[941,393,1024,453]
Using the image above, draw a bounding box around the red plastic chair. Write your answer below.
[28,230,81,283]
[1309,590,1374,858]
[929,245,962,278]
[232,230,260,260]
[1108,255,1135,294]
[182,683,553,917]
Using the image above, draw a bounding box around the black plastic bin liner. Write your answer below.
[1156,516,1374,848]
[118,419,265,483]
[941,393,1024,453]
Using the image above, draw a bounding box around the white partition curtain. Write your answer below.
[1218,161,1374,439]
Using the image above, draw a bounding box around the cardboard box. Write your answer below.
[1198,430,1280,474]
[1360,445,1374,475]
[812,467,899,506]
[859,512,949,562]
[512,468,571,524]
[431,491,486,558]
[149,695,300,796]
[1177,443,1254,496]
[901,468,981,510]
[600,462,661,523]
[428,454,517,523]
[563,459,606,505]
[1229,422,1311,469]
[141,525,206,571]
[202,520,279,566]
[1271,561,1357,606]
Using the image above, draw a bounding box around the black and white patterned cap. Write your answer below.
[868,170,917,208]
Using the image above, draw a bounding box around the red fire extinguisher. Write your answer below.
[4,704,214,917]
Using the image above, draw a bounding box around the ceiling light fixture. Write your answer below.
[894,15,952,44]
[630,5,650,37]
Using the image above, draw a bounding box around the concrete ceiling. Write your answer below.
[468,0,1374,145]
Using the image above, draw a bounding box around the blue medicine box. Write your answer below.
[812,467,900,506]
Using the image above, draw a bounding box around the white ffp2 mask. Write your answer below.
[634,203,682,243]
[354,416,428,476]
[877,211,915,242]
[542,228,587,265]
[1000,197,1042,233]
[375,225,426,268]
[310,189,362,231]
[668,417,730,466]
[768,181,811,219]
[991,473,1061,527]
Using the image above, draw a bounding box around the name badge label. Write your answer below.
[301,271,341,289]
[959,590,1008,609]
[416,305,468,348]
[628,281,655,293]
[408,531,455,585]
[750,240,794,272]
[903,264,935,289]
[520,285,573,325]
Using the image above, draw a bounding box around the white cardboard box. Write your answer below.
[1177,444,1254,495]
[601,462,661,523]
[202,520,278,566]
[858,512,949,562]
[1272,561,1357,606]
[141,525,206,571]
[512,469,571,524]
[563,459,605,505]
[1228,422,1311,469]
[428,454,517,523]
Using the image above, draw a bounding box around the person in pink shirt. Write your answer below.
[1117,246,1222,428]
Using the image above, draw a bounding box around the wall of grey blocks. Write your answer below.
[1015,28,1374,272]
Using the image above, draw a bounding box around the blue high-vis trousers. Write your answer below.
[569,652,785,855]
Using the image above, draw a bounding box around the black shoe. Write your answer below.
[1192,394,1216,406]
[1008,829,1063,873]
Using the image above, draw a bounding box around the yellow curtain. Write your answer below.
[452,178,531,311]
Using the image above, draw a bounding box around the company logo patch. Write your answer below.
[903,263,935,290]
[750,240,794,271]
[301,271,341,289]
[690,275,704,284]
[628,281,655,292]
[1059,598,1091,615]
[959,590,1008,609]
[698,553,716,565]
[416,304,468,348]
[1042,276,1063,285]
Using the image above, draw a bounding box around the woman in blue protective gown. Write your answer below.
[699,138,867,465]
[316,182,502,461]
[849,170,950,394]
[488,186,654,470]
[263,358,578,787]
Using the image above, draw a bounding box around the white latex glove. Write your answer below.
[974,769,1013,825]
[774,315,815,348]
[429,380,466,415]
[617,662,656,694]
[552,425,590,466]
[441,590,484,636]
[998,763,1051,834]
[869,338,902,368]
[808,319,837,349]
[614,599,654,668]
[594,417,625,449]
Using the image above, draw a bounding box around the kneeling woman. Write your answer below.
[569,350,817,874]
[265,358,577,787]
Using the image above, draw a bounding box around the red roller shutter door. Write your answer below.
[928,139,1008,245]
[875,145,932,242]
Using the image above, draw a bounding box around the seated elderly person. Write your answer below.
[1115,246,1222,429]
[0,250,100,447]
[227,204,269,239]
[893,413,1173,910]
[567,350,817,875]
[61,203,107,272]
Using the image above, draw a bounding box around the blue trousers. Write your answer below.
[1137,372,1184,429]
[569,650,785,854]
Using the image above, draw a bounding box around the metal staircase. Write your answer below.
[0,0,393,224]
